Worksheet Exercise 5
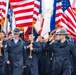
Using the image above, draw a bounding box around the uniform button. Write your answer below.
[50,58,52,60]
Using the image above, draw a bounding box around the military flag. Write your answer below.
[41,0,54,38]
[7,5,13,32]
[50,0,56,32]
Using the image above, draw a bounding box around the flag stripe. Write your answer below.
[65,8,76,27]
[61,22,76,36]
[33,1,40,22]
[15,15,33,21]
[61,15,75,32]
[16,19,33,24]
[15,12,33,18]
[14,8,34,14]
[55,1,62,25]
[12,1,34,8]
[16,22,33,27]
[11,0,34,6]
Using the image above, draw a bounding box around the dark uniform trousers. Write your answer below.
[71,43,76,75]
[4,39,25,75]
[44,40,76,75]
[3,40,11,75]
[0,55,5,75]
[38,51,52,75]
[10,60,23,75]
[26,59,38,75]
[0,40,6,75]
[0,64,5,75]
[5,64,11,75]
[23,65,31,75]
[38,42,53,75]
[25,41,42,75]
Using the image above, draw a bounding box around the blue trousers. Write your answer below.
[0,64,5,75]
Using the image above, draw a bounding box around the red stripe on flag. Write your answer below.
[15,15,33,21]
[33,1,40,22]
[61,17,75,32]
[56,6,62,10]
[16,22,33,27]
[2,9,5,14]
[55,2,62,25]
[2,1,6,6]
[14,8,34,14]
[13,2,34,8]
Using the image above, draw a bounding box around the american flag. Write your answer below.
[60,0,76,37]
[24,0,41,40]
[0,0,7,25]
[10,0,40,27]
[56,0,76,37]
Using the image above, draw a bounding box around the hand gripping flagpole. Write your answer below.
[29,20,35,59]
[29,0,40,58]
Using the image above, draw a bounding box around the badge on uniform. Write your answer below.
[5,44,7,48]
[24,46,26,49]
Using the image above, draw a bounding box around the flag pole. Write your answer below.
[29,0,40,58]
[29,0,35,59]
[29,21,34,59]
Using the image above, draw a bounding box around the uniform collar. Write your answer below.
[11,38,22,41]
[58,40,68,47]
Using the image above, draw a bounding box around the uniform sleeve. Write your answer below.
[70,43,76,62]
[26,46,30,53]
[24,42,30,54]
[23,41,28,66]
[43,41,54,51]
[33,42,42,53]
[4,42,9,62]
